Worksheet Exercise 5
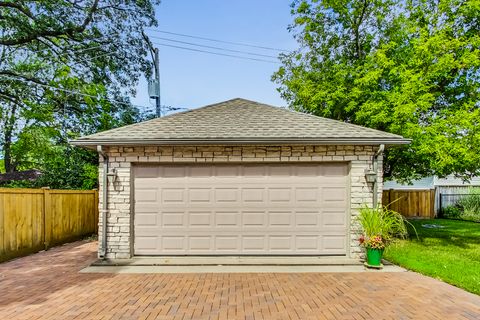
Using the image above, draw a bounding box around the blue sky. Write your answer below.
[132,0,297,114]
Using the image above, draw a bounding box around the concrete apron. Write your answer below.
[81,256,406,274]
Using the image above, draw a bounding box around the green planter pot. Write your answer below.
[366,248,384,267]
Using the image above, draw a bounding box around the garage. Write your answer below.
[72,98,409,259]
[133,163,348,255]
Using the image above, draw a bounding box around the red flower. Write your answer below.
[359,235,365,244]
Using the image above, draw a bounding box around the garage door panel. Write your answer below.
[242,188,266,202]
[323,187,347,200]
[162,212,184,227]
[324,164,348,176]
[160,166,187,177]
[269,236,293,252]
[135,236,158,250]
[140,234,347,255]
[135,179,160,190]
[135,202,159,213]
[215,236,239,251]
[296,236,320,250]
[188,212,212,226]
[242,211,266,227]
[323,236,346,251]
[162,189,185,203]
[215,188,239,202]
[134,163,348,255]
[242,236,267,251]
[322,210,347,227]
[189,166,214,177]
[268,188,292,202]
[295,211,319,227]
[269,211,292,226]
[135,227,162,237]
[135,189,158,202]
[188,236,212,251]
[296,165,321,176]
[322,203,347,210]
[162,236,185,250]
[268,165,293,176]
[215,165,240,177]
[242,166,267,176]
[135,166,159,178]
[215,211,240,226]
[295,188,319,202]
[189,188,212,203]
[317,179,347,186]
[136,213,157,226]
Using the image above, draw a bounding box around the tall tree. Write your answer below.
[273,0,480,181]
[0,0,159,183]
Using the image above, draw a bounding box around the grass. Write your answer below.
[384,219,480,295]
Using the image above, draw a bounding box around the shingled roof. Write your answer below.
[71,98,410,146]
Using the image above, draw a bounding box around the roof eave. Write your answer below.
[70,137,411,149]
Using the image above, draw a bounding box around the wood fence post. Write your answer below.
[42,188,51,250]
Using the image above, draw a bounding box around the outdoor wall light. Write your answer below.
[364,168,377,183]
[107,168,117,184]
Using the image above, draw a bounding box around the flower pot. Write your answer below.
[366,248,384,267]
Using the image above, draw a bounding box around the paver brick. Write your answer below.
[0,241,479,320]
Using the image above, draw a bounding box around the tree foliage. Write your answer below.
[0,0,159,188]
[273,0,480,181]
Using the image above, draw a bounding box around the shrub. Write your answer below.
[442,205,462,219]
[460,211,480,222]
[457,188,480,219]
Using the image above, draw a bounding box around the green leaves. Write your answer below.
[274,0,480,181]
[0,1,159,187]
[358,205,410,243]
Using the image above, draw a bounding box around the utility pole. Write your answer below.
[153,48,161,117]
[143,31,161,117]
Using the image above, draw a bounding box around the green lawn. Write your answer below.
[384,219,480,295]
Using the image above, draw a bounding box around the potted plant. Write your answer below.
[358,234,386,267]
[357,205,410,268]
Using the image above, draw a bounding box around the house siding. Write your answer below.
[98,145,382,259]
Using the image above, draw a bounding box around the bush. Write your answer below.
[442,205,463,219]
[457,188,480,219]
[460,211,480,222]
[443,188,480,222]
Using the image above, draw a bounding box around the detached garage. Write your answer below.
[72,98,409,259]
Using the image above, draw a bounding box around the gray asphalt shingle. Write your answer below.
[72,98,409,145]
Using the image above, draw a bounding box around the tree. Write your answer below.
[0,0,160,187]
[273,0,480,181]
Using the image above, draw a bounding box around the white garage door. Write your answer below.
[134,163,349,255]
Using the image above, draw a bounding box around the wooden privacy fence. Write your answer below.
[0,188,98,262]
[382,189,436,218]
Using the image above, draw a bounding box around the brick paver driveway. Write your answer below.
[0,241,479,320]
